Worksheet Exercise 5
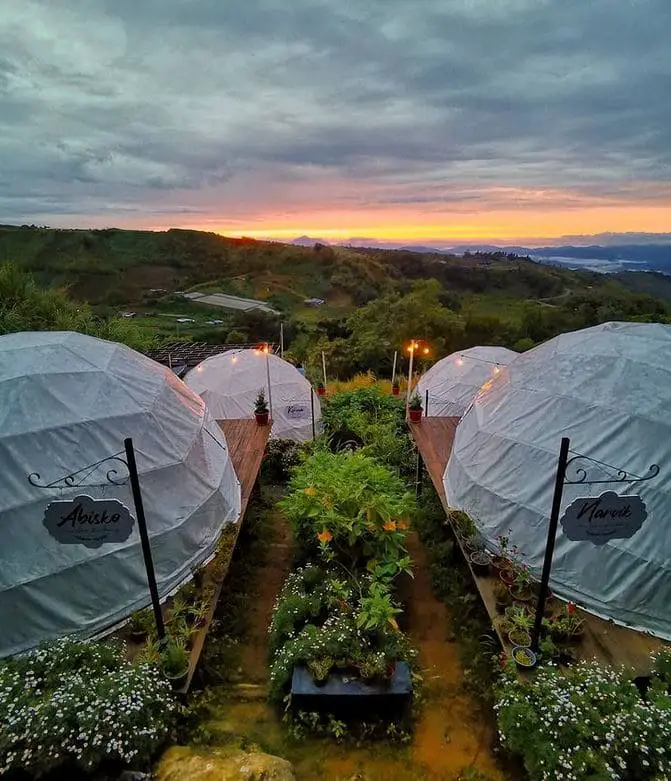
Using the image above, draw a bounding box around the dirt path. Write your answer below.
[404,532,504,780]
[203,511,504,780]
[239,509,295,683]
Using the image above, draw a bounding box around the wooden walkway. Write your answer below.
[180,419,271,693]
[409,417,661,675]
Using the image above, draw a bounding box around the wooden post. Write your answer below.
[391,350,398,388]
[123,437,166,642]
[321,351,327,391]
[280,322,285,359]
[425,389,429,417]
[310,389,316,440]
[531,437,570,652]
[405,344,415,409]
[415,449,423,497]
[265,346,274,421]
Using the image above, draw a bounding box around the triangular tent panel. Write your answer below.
[185,349,321,442]
[416,346,517,417]
[444,322,671,638]
[0,331,241,657]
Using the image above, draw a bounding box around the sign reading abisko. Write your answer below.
[43,494,135,548]
[560,491,647,546]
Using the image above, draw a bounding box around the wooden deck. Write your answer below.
[409,417,661,675]
[218,419,271,515]
[179,419,271,693]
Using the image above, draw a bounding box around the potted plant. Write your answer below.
[500,604,533,646]
[391,380,400,396]
[308,656,334,685]
[512,645,537,669]
[254,389,269,425]
[317,382,326,397]
[469,548,492,575]
[408,392,423,423]
[160,639,190,689]
[508,564,535,602]
[126,607,155,642]
[493,580,514,612]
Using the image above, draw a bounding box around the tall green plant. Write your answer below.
[279,449,414,573]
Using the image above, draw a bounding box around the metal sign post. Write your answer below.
[310,389,316,440]
[530,438,659,652]
[530,437,570,651]
[124,438,166,642]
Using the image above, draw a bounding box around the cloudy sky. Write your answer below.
[2,0,670,244]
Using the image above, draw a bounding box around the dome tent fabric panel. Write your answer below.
[416,346,517,418]
[0,331,241,657]
[444,322,671,639]
[185,348,322,442]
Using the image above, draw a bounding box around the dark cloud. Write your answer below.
[0,0,669,225]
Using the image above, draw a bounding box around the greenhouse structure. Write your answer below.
[444,321,671,639]
[415,345,517,417]
[0,331,241,657]
[185,348,321,441]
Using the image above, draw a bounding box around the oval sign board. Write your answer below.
[560,491,647,546]
[286,404,308,420]
[43,494,135,548]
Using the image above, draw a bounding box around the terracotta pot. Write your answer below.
[408,408,423,423]
[499,567,516,587]
[255,411,269,425]
[317,386,326,397]
[392,385,400,396]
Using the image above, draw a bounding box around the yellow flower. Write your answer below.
[317,528,333,544]
[304,487,317,496]
[383,519,397,532]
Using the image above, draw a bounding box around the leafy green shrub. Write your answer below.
[279,449,414,569]
[261,438,306,483]
[320,388,414,477]
[496,659,671,780]
[0,638,176,776]
[651,645,671,686]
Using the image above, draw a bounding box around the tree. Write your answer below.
[345,280,464,374]
[0,263,151,351]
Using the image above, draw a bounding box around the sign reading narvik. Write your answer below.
[560,491,647,545]
[43,495,135,548]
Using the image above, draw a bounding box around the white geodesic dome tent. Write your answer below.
[185,349,321,442]
[444,321,671,638]
[0,331,241,657]
[416,346,517,417]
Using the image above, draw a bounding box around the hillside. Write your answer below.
[1,224,669,377]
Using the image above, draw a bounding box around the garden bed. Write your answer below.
[291,662,412,717]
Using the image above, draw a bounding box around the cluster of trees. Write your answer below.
[0,263,150,350]
[285,278,671,379]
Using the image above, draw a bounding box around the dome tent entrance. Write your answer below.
[416,346,517,418]
[185,348,322,442]
[444,322,671,639]
[0,331,241,658]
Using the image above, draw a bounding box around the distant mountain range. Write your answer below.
[291,236,671,275]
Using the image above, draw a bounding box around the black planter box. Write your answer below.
[290,663,412,718]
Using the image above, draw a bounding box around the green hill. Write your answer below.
[1,224,669,378]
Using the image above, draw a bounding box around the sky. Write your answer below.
[1,0,670,245]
